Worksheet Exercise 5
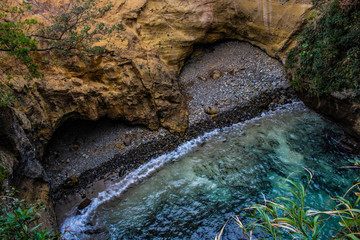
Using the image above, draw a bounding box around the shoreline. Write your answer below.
[44,41,298,225]
[54,89,298,225]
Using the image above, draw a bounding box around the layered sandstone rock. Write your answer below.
[3,0,312,152]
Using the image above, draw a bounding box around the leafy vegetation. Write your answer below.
[0,187,60,239]
[0,0,123,77]
[286,0,360,99]
[216,169,360,239]
[0,0,124,107]
[0,85,15,108]
[0,1,39,77]
[29,0,124,59]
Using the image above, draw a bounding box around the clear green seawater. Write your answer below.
[62,103,357,239]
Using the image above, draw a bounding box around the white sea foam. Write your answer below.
[61,128,222,239]
[61,102,306,238]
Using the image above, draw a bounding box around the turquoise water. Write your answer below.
[62,103,357,239]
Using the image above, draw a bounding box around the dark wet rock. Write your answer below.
[338,136,360,154]
[0,108,46,180]
[0,151,17,179]
[123,135,132,146]
[64,175,79,188]
[24,160,44,180]
[78,198,92,210]
[299,91,360,140]
[83,226,109,235]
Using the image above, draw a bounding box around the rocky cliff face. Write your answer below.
[3,0,312,152]
[298,91,360,140]
[0,0,312,230]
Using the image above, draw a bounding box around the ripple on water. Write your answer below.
[62,102,357,240]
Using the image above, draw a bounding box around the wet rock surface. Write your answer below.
[78,198,92,211]
[46,41,298,225]
[298,91,360,140]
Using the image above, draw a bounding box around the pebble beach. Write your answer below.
[44,41,297,220]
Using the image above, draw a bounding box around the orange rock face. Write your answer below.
[2,0,312,152]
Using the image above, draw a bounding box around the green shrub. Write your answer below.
[0,0,124,78]
[0,188,60,239]
[286,0,360,100]
[0,84,15,108]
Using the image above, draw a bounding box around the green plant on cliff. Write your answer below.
[0,188,60,239]
[0,0,124,78]
[286,0,360,99]
[0,85,15,108]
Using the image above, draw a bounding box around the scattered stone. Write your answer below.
[229,68,239,75]
[118,169,126,177]
[198,76,207,82]
[64,175,79,188]
[187,81,194,87]
[80,191,87,199]
[204,106,219,118]
[204,107,218,115]
[78,198,92,210]
[210,70,222,80]
[115,144,125,150]
[123,135,132,146]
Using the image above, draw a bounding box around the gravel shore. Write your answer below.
[44,41,297,220]
[180,41,290,125]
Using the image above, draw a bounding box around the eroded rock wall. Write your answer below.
[298,91,360,139]
[0,0,312,230]
[3,0,312,152]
